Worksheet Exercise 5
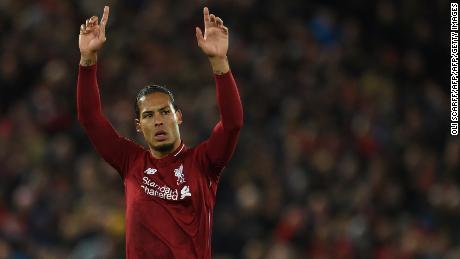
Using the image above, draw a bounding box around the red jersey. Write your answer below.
[76,65,243,258]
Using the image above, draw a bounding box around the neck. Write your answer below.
[150,140,182,159]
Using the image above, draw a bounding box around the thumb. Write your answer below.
[195,27,204,47]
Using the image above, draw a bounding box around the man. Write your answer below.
[77,5,243,258]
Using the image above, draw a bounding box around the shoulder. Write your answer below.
[123,137,148,153]
[176,141,211,169]
[118,137,150,165]
[182,141,223,180]
[182,141,209,158]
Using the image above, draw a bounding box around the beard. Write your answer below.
[152,142,175,153]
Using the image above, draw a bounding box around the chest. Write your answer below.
[125,156,204,204]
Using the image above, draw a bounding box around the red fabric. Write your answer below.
[76,65,243,259]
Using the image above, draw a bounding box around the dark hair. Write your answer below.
[134,85,178,119]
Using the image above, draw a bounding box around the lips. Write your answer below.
[154,130,168,141]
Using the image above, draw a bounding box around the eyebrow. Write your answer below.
[142,105,171,114]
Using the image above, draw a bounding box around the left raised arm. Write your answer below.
[195,7,243,169]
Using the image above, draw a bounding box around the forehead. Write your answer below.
[138,92,173,111]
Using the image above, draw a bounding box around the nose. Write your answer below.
[154,113,163,127]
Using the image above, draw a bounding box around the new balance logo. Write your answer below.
[144,168,157,175]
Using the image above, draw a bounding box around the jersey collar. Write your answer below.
[149,141,186,165]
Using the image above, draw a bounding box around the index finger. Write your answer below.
[100,6,110,38]
[203,7,210,29]
[101,6,109,26]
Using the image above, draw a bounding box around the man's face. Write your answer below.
[135,92,182,155]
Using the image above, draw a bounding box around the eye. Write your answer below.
[142,113,153,118]
[161,110,171,115]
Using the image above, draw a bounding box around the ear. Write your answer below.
[176,110,183,125]
[135,118,142,132]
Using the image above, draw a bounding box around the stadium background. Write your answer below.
[0,0,456,258]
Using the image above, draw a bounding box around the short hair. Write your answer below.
[134,85,178,119]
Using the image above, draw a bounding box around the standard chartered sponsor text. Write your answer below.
[141,176,179,201]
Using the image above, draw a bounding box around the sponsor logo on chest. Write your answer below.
[140,164,191,201]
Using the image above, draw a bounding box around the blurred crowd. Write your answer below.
[0,0,457,258]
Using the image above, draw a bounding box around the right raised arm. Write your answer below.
[77,6,142,175]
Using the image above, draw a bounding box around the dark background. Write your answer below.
[0,0,457,258]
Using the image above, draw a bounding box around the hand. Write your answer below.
[79,6,109,65]
[195,7,228,59]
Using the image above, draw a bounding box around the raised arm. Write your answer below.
[77,6,142,175]
[78,6,109,123]
[195,7,244,174]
